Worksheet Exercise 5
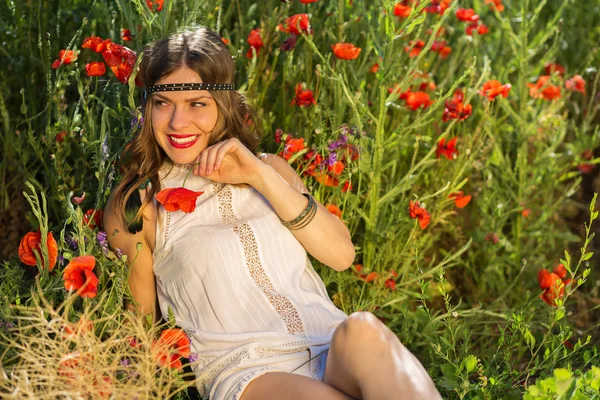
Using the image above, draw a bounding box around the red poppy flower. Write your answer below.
[63,255,100,299]
[221,37,230,45]
[58,352,93,378]
[152,328,191,370]
[484,0,504,11]
[64,318,94,339]
[83,209,104,230]
[82,36,110,53]
[479,80,511,100]
[342,180,353,193]
[85,62,106,77]
[404,40,425,58]
[18,230,58,272]
[466,22,489,36]
[326,204,343,218]
[528,75,561,100]
[331,43,362,60]
[409,200,430,230]
[404,91,433,110]
[521,208,531,218]
[246,29,263,59]
[155,187,205,213]
[121,29,132,41]
[291,83,316,107]
[436,137,458,160]
[146,0,164,12]
[102,42,136,67]
[300,0,318,3]
[538,266,570,306]
[394,3,411,18]
[354,267,378,283]
[578,149,595,174]
[286,137,306,153]
[545,62,565,76]
[385,278,397,291]
[340,143,360,162]
[328,161,345,176]
[370,63,380,73]
[102,43,137,84]
[565,75,586,93]
[279,14,311,35]
[52,49,77,69]
[56,130,67,143]
[312,171,339,187]
[448,191,472,208]
[443,89,472,122]
[425,0,451,14]
[554,264,568,280]
[578,163,595,174]
[431,40,450,55]
[456,8,479,22]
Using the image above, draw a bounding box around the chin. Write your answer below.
[167,153,199,165]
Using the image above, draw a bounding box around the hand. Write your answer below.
[192,138,263,186]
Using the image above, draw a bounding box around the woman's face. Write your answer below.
[151,66,219,165]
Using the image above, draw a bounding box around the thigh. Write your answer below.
[240,371,355,400]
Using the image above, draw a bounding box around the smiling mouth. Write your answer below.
[166,134,201,149]
[168,134,200,144]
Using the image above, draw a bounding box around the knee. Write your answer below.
[332,311,393,351]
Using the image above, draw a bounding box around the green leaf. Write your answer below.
[462,355,478,373]
[554,368,572,381]
[564,250,571,268]
[581,252,593,261]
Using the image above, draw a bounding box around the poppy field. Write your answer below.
[1,0,600,398]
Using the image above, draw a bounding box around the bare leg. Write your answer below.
[240,371,355,400]
[323,311,442,400]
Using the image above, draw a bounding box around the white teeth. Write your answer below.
[170,136,199,144]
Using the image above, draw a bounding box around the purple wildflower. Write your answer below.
[188,353,199,363]
[120,359,130,367]
[58,255,65,267]
[324,152,337,167]
[97,231,109,256]
[65,235,78,250]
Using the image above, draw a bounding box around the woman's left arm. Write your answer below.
[251,153,355,272]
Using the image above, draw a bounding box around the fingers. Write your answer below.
[214,140,236,171]
[195,140,229,176]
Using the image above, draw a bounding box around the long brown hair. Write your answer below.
[111,26,262,234]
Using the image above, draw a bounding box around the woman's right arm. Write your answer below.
[103,191,158,323]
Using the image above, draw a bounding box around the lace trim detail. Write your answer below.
[198,340,323,398]
[153,175,170,271]
[215,184,306,335]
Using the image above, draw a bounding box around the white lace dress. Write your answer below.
[151,163,348,398]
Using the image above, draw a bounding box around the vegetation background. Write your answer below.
[1,0,600,398]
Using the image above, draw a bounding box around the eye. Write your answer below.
[191,102,207,107]
[153,99,168,107]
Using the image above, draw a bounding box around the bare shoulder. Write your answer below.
[103,187,157,253]
[258,153,308,193]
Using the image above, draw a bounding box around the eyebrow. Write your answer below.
[153,93,212,102]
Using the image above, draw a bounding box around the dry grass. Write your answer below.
[0,280,197,399]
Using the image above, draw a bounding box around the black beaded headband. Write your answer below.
[145,83,235,93]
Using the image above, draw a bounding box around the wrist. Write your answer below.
[248,161,276,193]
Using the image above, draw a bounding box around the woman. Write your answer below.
[104,26,441,400]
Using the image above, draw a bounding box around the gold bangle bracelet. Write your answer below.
[288,200,318,230]
[280,193,315,229]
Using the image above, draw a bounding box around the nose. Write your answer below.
[169,105,191,131]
